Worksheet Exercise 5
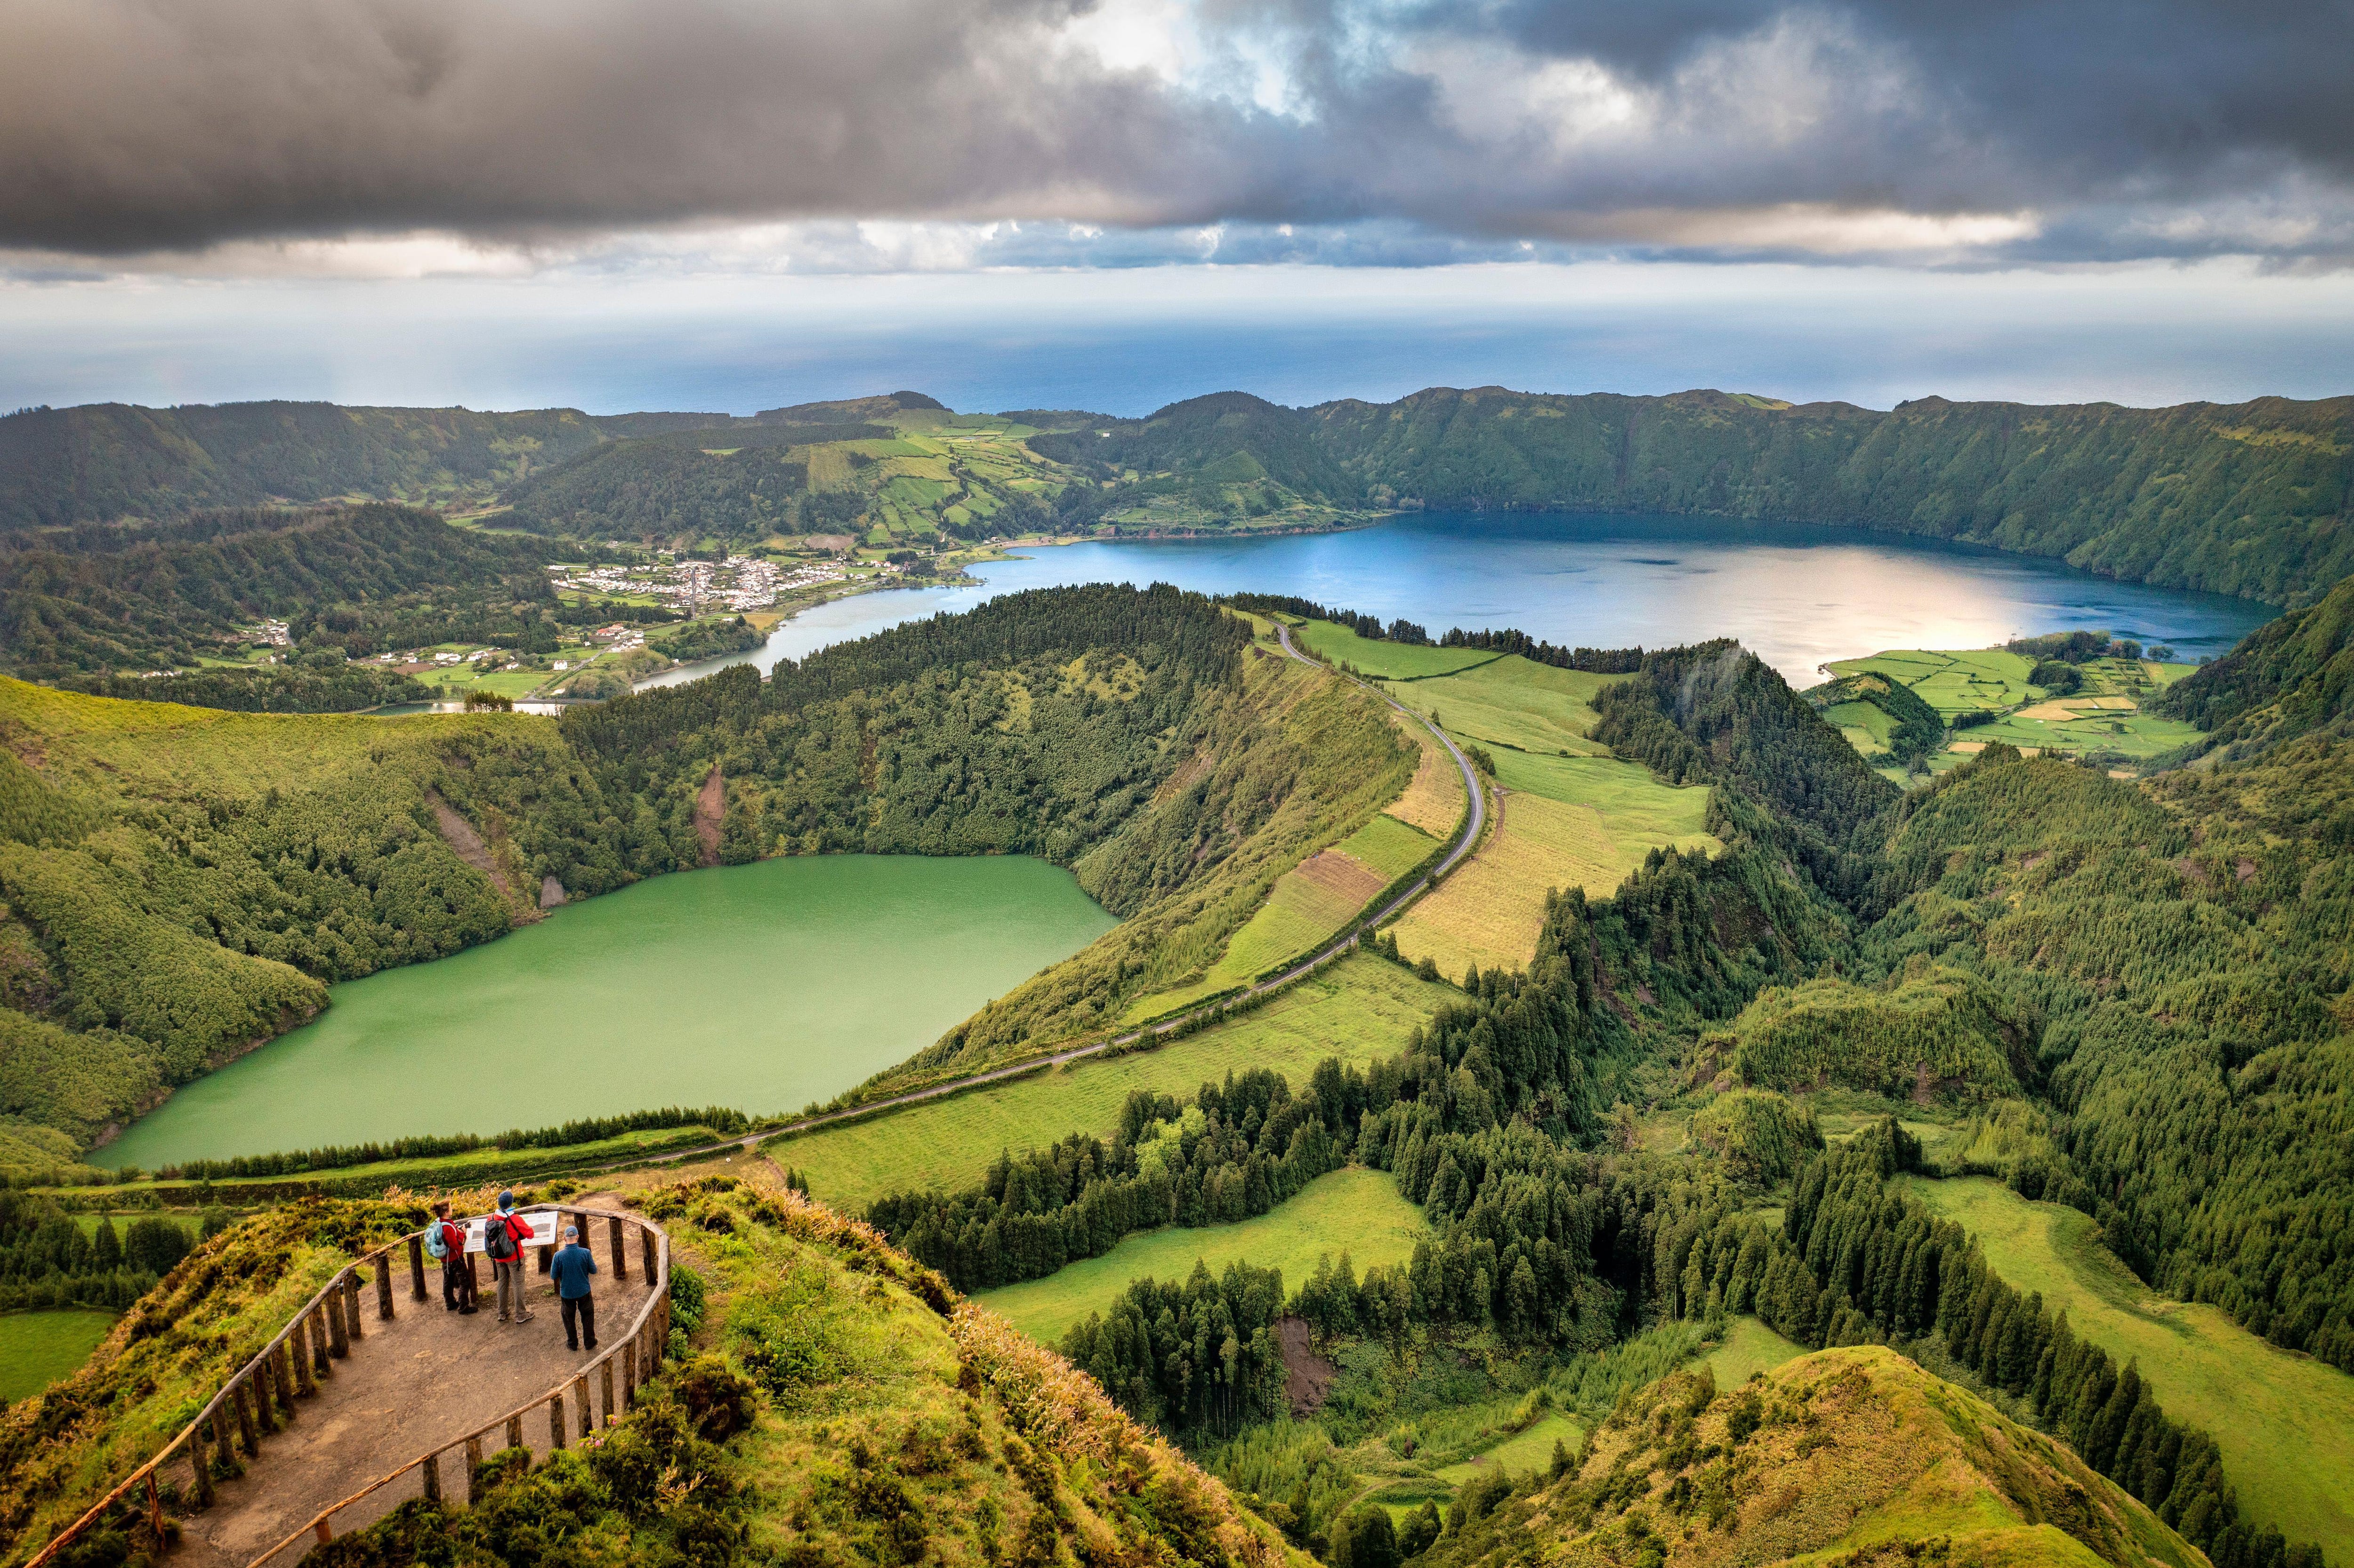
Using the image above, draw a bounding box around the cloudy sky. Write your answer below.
[5,0,2351,415]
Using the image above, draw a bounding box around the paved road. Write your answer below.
[615,624,1486,1169]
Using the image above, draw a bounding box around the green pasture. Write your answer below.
[1824,699,1894,755]
[772,954,1451,1213]
[1827,648,2041,716]
[1430,1413,1585,1488]
[975,1167,1427,1345]
[1903,1175,2354,1561]
[1951,708,2202,761]
[1336,813,1440,879]
[1291,622,1494,680]
[0,1311,116,1401]
[1483,749,1714,847]
[1382,657,1622,756]
[1703,1315,1807,1386]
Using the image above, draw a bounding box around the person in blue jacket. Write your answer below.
[550,1224,599,1351]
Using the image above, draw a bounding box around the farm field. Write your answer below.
[1335,812,1440,879]
[1379,656,1623,757]
[1902,1176,2354,1561]
[974,1167,1427,1346]
[1382,714,1467,837]
[1945,704,2203,762]
[1826,648,2041,716]
[772,953,1453,1213]
[0,1311,116,1401]
[1290,621,1495,680]
[1392,752,1714,977]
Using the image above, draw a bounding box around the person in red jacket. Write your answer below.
[429,1200,476,1315]
[485,1191,536,1325]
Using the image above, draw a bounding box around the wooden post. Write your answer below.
[307,1308,330,1378]
[345,1272,365,1341]
[608,1214,629,1281]
[314,1519,332,1547]
[600,1359,615,1426]
[420,1449,442,1504]
[639,1223,656,1285]
[549,1394,567,1450]
[232,1378,260,1458]
[409,1235,429,1301]
[274,1338,298,1418]
[506,1413,524,1452]
[622,1342,637,1411]
[465,1435,484,1504]
[376,1257,395,1320]
[574,1376,593,1439]
[190,1421,216,1508]
[146,1470,163,1543]
[326,1295,349,1360]
[249,1367,278,1437]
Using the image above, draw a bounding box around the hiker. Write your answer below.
[550,1224,599,1352]
[427,1200,476,1314]
[485,1191,536,1325]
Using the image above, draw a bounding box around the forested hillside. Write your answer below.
[0,502,561,677]
[0,402,617,526]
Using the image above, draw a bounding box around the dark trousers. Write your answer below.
[443,1254,477,1311]
[562,1292,597,1350]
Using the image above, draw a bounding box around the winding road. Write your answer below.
[621,621,1485,1167]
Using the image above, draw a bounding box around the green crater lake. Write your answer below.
[98,855,1115,1169]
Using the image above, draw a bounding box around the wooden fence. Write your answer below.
[20,1204,671,1568]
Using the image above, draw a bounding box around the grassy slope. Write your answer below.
[0,1311,117,1402]
[772,954,1452,1213]
[1382,714,1467,837]
[0,1199,413,1556]
[1702,1315,1808,1387]
[1431,1414,1586,1488]
[1429,1347,2207,1568]
[623,1168,1304,1568]
[1379,657,1623,758]
[975,1167,1427,1345]
[1904,1175,2354,1561]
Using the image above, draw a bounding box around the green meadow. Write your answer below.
[1703,1315,1807,1386]
[771,954,1453,1213]
[1431,1413,1586,1488]
[1484,749,1713,839]
[1380,657,1623,757]
[0,1311,116,1402]
[975,1167,1427,1345]
[1338,813,1442,879]
[1290,622,1495,679]
[1903,1176,2354,1560]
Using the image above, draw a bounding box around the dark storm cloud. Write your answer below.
[1,0,2348,262]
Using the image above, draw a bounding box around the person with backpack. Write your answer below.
[485,1191,535,1325]
[427,1200,476,1314]
[549,1224,599,1352]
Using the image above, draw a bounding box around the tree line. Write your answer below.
[869,1069,1345,1293]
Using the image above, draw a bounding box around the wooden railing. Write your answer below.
[21,1205,670,1568]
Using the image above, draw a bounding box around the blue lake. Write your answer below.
[645,512,2275,690]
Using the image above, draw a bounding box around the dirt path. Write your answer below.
[177,1212,654,1568]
